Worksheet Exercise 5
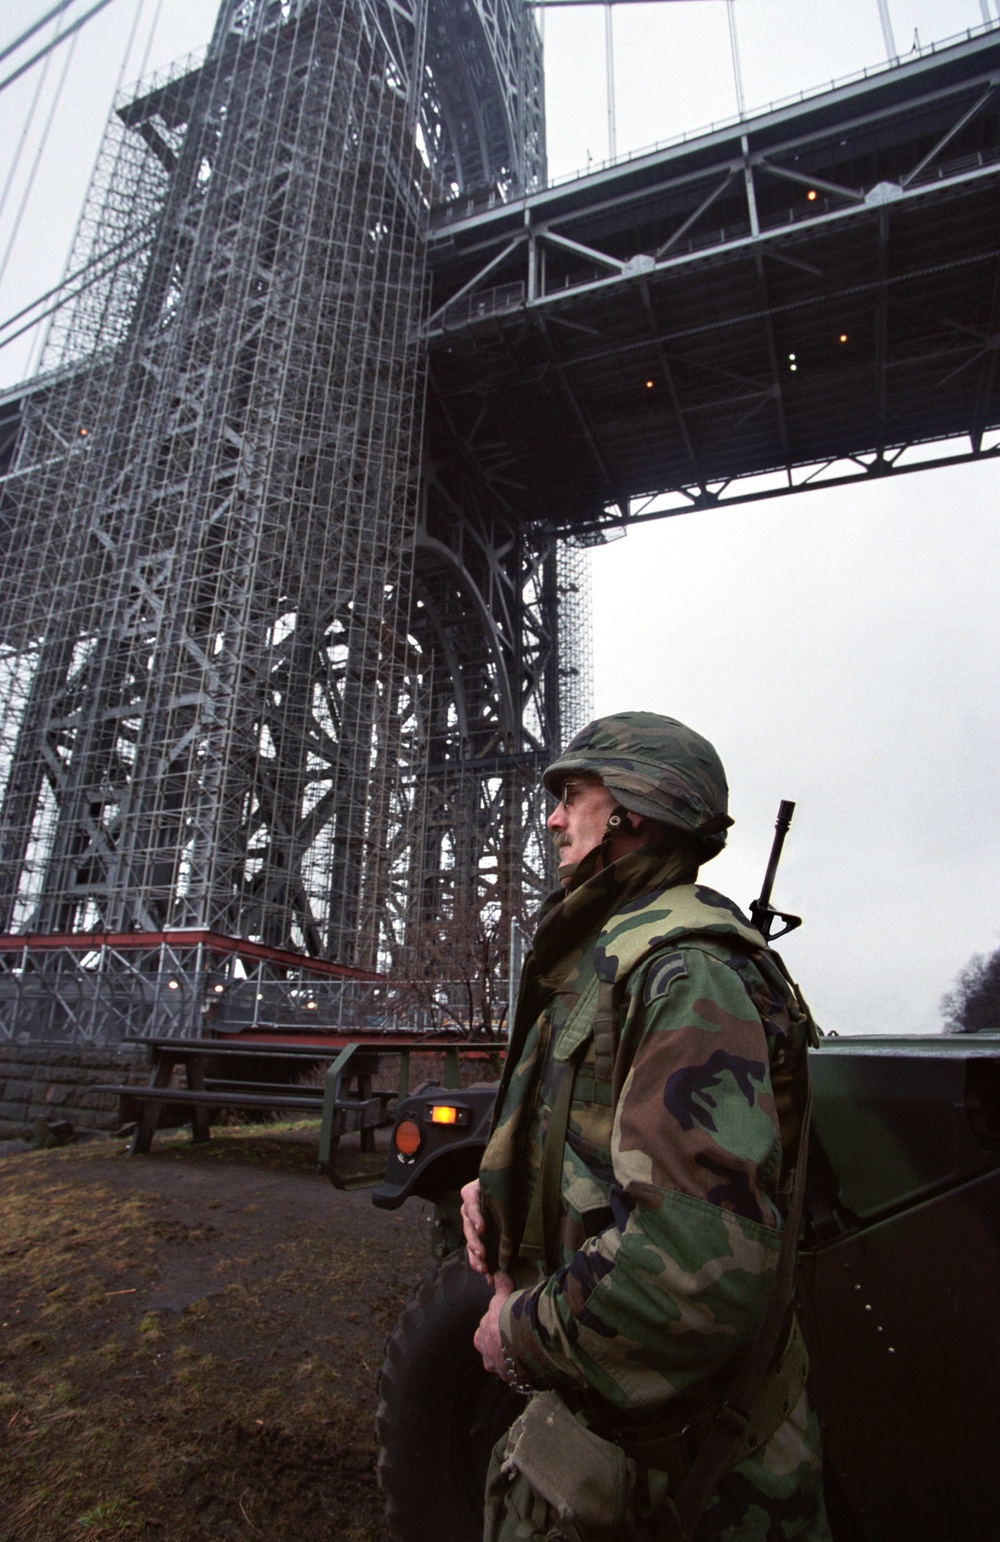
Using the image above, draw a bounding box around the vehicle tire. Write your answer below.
[376,1251,524,1542]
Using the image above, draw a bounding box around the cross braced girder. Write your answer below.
[426,201,1000,528]
[424,161,1000,342]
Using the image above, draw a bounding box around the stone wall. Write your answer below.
[0,1042,147,1140]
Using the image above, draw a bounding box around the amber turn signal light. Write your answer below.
[394,1118,423,1156]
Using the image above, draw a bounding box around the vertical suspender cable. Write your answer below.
[605,3,616,160]
[34,0,161,374]
[0,33,57,232]
[726,0,745,119]
[875,0,898,63]
[0,31,78,294]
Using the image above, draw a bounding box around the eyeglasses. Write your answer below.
[554,779,590,810]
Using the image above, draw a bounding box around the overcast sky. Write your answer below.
[1,0,997,1033]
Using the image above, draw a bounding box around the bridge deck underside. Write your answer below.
[426,31,1000,531]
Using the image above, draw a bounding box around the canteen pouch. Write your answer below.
[499,1390,634,1542]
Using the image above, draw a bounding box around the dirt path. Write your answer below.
[0,1125,432,1541]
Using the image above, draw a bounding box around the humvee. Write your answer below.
[365,1033,1000,1542]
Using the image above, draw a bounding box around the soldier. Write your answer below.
[460,712,830,1542]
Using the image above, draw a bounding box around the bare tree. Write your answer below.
[393,900,508,1038]
[941,944,1000,1034]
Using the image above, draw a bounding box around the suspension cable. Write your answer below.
[0,0,117,98]
[0,218,157,351]
[0,0,80,67]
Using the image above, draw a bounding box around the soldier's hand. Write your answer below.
[473,1271,515,1379]
[461,1178,489,1276]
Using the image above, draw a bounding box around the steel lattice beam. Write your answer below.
[0,0,565,1043]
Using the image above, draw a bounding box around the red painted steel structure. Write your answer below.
[0,929,381,978]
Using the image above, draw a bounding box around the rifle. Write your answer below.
[749,800,802,942]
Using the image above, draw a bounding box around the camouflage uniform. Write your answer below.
[478,716,830,1542]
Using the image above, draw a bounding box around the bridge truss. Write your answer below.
[425,27,1000,534]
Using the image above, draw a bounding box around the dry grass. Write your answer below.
[0,1125,428,1540]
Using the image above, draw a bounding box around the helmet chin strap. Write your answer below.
[600,804,631,862]
[561,806,639,892]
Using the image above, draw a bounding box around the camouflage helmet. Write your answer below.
[542,711,733,858]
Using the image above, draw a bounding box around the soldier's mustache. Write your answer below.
[552,833,571,852]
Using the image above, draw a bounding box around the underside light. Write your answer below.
[78,427,89,437]
[212,982,225,994]
[167,978,180,990]
[394,1118,423,1157]
[645,379,654,390]
[839,333,849,343]
[807,189,817,201]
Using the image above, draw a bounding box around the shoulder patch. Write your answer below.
[642,948,688,1005]
[693,884,753,924]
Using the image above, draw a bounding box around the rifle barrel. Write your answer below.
[756,800,795,915]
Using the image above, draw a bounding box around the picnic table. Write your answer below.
[95,1032,502,1181]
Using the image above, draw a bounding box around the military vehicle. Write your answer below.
[367,1031,1000,1542]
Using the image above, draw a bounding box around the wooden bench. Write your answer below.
[95,1037,393,1166]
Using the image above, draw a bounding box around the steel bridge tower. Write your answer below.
[0,0,586,1039]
